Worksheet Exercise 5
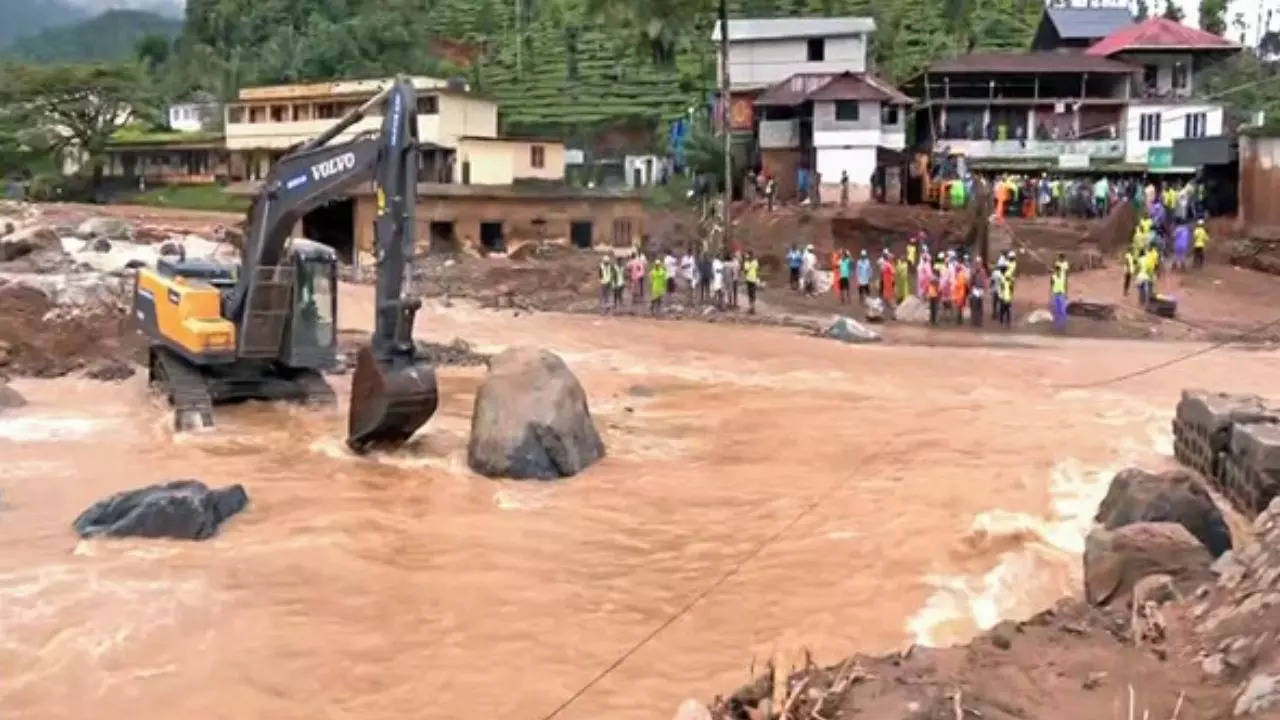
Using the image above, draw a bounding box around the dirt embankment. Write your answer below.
[0,281,138,378]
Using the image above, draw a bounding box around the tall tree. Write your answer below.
[1161,0,1184,22]
[1199,0,1227,35]
[0,63,151,193]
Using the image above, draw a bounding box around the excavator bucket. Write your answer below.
[346,345,438,453]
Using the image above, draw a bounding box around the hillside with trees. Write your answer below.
[0,0,91,45]
[7,10,182,63]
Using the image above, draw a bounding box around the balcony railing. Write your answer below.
[933,138,1125,160]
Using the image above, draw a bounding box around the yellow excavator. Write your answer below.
[132,76,437,453]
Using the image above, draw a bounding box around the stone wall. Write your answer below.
[1174,389,1280,517]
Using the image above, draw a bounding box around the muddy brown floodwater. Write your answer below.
[3,283,1279,720]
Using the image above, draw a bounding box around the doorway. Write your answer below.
[479,221,505,253]
[301,199,355,262]
[570,221,593,249]
[429,221,458,255]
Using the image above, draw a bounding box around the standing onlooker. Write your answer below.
[698,252,713,303]
[952,260,969,325]
[927,268,941,325]
[1122,247,1136,296]
[664,249,678,296]
[628,252,646,304]
[855,250,872,303]
[710,253,725,308]
[649,256,667,315]
[879,252,895,303]
[743,251,760,314]
[1193,220,1209,269]
[680,249,696,302]
[1172,221,1190,271]
[598,253,614,311]
[725,252,740,309]
[786,244,802,290]
[970,259,987,327]
[765,175,777,212]
[894,254,909,306]
[611,253,626,308]
[801,245,818,295]
[838,250,852,304]
[840,170,850,207]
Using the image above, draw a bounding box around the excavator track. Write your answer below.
[149,346,215,431]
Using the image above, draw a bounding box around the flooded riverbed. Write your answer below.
[3,286,1276,719]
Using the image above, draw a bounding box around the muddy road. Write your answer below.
[3,284,1278,719]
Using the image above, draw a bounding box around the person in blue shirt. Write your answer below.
[838,249,853,304]
[855,249,873,303]
[786,245,802,290]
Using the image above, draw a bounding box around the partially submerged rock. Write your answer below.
[467,347,605,479]
[73,480,248,540]
[0,224,63,262]
[1084,522,1212,606]
[863,297,886,322]
[1095,467,1232,557]
[823,315,881,344]
[76,216,131,241]
[85,359,136,382]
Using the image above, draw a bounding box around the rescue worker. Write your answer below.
[1193,220,1209,269]
[1122,247,1136,297]
[1135,245,1154,305]
[743,250,760,314]
[997,268,1013,327]
[1005,251,1019,297]
[1050,261,1068,331]
[648,254,667,315]
[611,253,626,308]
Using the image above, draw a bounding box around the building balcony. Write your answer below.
[932,138,1125,161]
[759,119,801,149]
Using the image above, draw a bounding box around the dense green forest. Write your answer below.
[176,0,1045,134]
[7,10,182,63]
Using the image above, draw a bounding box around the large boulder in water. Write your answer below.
[1084,522,1212,606]
[75,216,131,241]
[73,480,248,540]
[1095,467,1232,557]
[0,224,63,261]
[467,347,605,479]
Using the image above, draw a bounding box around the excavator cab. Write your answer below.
[280,239,338,369]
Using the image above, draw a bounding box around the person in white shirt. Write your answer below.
[663,251,678,296]
[680,251,696,301]
[800,245,817,295]
[711,255,725,308]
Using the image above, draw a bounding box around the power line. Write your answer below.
[535,472,854,720]
[1055,314,1280,390]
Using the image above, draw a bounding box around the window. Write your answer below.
[1139,112,1162,141]
[1172,61,1188,91]
[416,95,439,114]
[835,100,860,122]
[227,105,246,124]
[612,218,634,246]
[1184,111,1207,139]
[271,105,288,122]
[315,103,338,119]
[1143,65,1159,92]
[881,105,899,126]
[248,105,266,124]
[807,38,825,62]
[292,104,312,121]
[530,145,545,169]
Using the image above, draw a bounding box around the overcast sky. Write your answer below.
[64,0,1276,45]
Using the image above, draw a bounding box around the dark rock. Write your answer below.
[628,385,656,398]
[467,347,605,479]
[73,480,248,540]
[91,238,112,253]
[1084,522,1213,606]
[85,359,135,382]
[2,221,13,235]
[1066,300,1117,321]
[0,224,63,261]
[158,241,185,258]
[124,258,147,270]
[1095,467,1232,557]
[0,383,25,410]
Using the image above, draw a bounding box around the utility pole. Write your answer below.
[719,0,732,252]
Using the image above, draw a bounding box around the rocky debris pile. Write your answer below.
[0,280,137,378]
[820,315,881,344]
[1094,467,1233,557]
[1174,389,1280,516]
[1190,498,1280,714]
[1067,300,1117,321]
[0,224,64,263]
[416,338,490,367]
[75,216,132,242]
[1230,239,1280,277]
[73,480,248,540]
[85,358,136,382]
[467,347,605,479]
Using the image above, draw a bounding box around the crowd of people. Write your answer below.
[1121,182,1212,307]
[597,248,761,316]
[785,236,1023,328]
[939,172,1209,223]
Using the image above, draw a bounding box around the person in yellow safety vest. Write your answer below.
[648,255,667,315]
[743,251,760,314]
[997,270,1013,327]
[1132,219,1150,257]
[1050,263,1068,330]
[1193,219,1209,269]
[599,254,614,311]
[1122,248,1137,296]
[1163,186,1177,210]
[1006,253,1018,292]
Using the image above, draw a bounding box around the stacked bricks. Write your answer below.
[1174,390,1280,518]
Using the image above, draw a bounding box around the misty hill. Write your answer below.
[7,9,182,63]
[0,0,92,45]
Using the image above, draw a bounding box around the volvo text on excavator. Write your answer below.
[132,76,438,453]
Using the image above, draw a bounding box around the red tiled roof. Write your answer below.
[1085,17,1240,56]
[755,72,911,107]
